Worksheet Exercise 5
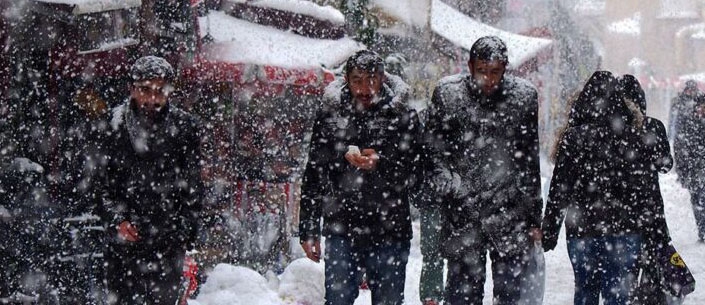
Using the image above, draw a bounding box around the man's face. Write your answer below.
[345,68,384,108]
[469,59,506,96]
[130,78,171,117]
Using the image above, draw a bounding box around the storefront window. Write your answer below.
[77,9,138,53]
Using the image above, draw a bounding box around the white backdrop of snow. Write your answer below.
[188,170,705,305]
[198,11,364,69]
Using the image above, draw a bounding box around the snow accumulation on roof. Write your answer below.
[429,0,552,69]
[33,0,141,15]
[248,0,345,25]
[607,12,641,36]
[657,0,699,19]
[573,0,606,16]
[198,10,364,69]
[680,72,705,83]
[371,0,430,28]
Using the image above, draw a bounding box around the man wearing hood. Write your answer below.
[299,50,423,305]
[425,36,542,305]
[100,56,203,304]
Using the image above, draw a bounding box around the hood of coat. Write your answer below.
[618,74,647,116]
[323,72,410,111]
[569,71,632,130]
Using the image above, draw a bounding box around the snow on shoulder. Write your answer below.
[199,10,363,69]
[248,0,345,24]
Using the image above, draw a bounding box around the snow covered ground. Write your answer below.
[190,172,705,305]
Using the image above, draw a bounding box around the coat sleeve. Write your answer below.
[424,85,459,196]
[542,132,580,251]
[181,118,204,249]
[648,119,673,174]
[516,89,543,229]
[299,112,333,243]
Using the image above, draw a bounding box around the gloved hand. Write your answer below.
[542,232,558,252]
[431,167,464,198]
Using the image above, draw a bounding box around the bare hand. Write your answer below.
[118,221,140,242]
[529,227,543,242]
[344,148,379,171]
[301,239,321,262]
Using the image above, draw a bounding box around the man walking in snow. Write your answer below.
[299,50,423,305]
[425,36,542,305]
[100,56,203,304]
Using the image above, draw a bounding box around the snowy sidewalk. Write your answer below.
[191,172,705,305]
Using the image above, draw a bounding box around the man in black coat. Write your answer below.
[100,56,203,304]
[425,36,542,305]
[674,94,705,242]
[299,50,423,305]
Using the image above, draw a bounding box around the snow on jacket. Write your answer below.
[298,74,423,246]
[100,101,203,251]
[425,73,541,256]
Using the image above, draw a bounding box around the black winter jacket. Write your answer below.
[543,124,638,245]
[299,75,423,247]
[426,74,542,256]
[100,101,203,252]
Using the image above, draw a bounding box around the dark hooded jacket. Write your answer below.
[674,95,705,191]
[99,101,203,252]
[542,72,649,250]
[299,74,423,247]
[426,73,541,256]
[618,75,672,248]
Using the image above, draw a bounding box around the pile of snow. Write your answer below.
[248,0,345,25]
[193,264,282,305]
[429,0,552,69]
[278,258,325,305]
[199,10,363,69]
[607,12,641,36]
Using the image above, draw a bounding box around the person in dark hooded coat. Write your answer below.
[99,56,203,305]
[542,71,643,305]
[673,89,705,242]
[617,75,675,305]
[298,50,423,305]
[425,36,542,305]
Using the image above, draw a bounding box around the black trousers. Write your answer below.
[445,246,528,305]
[105,245,184,305]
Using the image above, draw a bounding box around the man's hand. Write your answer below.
[529,227,543,242]
[345,148,379,171]
[117,221,140,242]
[301,239,321,263]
